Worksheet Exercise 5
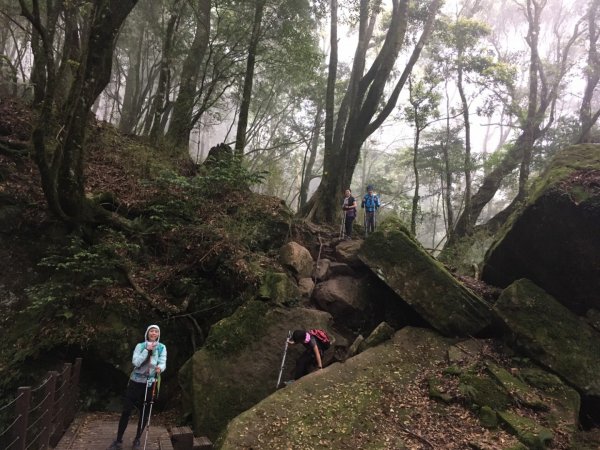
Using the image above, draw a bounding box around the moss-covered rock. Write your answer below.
[179,303,334,440]
[459,372,512,410]
[257,271,300,305]
[357,321,394,353]
[494,279,600,396]
[497,411,553,449]
[478,405,498,428]
[483,144,600,314]
[218,327,451,449]
[358,219,493,336]
[486,363,546,410]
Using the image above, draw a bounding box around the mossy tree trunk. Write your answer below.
[19,0,139,222]
[300,0,441,224]
[166,0,211,150]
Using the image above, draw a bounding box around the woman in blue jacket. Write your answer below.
[108,324,167,450]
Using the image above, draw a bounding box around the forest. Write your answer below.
[0,0,599,449]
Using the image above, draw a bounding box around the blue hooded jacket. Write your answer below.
[130,324,167,383]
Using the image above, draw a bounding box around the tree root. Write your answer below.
[119,264,179,314]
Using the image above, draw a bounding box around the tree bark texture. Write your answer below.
[300,0,442,223]
[234,0,266,154]
[166,0,211,149]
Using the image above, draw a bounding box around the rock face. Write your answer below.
[178,303,334,440]
[482,144,600,314]
[358,219,493,336]
[311,276,370,324]
[494,279,600,396]
[218,327,582,450]
[279,241,314,278]
[257,271,299,305]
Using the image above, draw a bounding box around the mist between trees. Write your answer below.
[1,0,598,252]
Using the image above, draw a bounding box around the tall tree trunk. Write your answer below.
[324,0,337,154]
[410,126,421,235]
[166,0,211,149]
[20,0,139,222]
[299,105,323,210]
[147,12,178,138]
[300,0,442,223]
[234,0,266,154]
[578,0,600,143]
[119,32,143,134]
[457,58,472,233]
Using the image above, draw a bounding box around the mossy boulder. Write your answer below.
[357,321,394,353]
[257,271,300,305]
[494,279,600,396]
[218,327,451,449]
[497,411,553,449]
[483,144,600,314]
[459,372,512,410]
[358,219,493,336]
[178,302,334,440]
[485,363,546,410]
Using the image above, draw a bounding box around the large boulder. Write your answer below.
[494,279,600,396]
[358,219,493,336]
[311,276,371,326]
[279,241,313,278]
[482,144,600,314]
[178,302,335,439]
[218,327,578,449]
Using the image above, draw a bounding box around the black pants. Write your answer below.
[294,348,323,380]
[365,211,376,233]
[116,380,155,442]
[344,215,355,237]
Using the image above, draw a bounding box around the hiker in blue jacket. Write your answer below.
[108,325,167,450]
[361,185,380,233]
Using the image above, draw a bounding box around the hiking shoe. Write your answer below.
[284,380,295,386]
[107,441,123,450]
[132,438,141,450]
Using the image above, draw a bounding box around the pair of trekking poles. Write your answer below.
[340,208,378,239]
[139,375,160,450]
[363,208,377,238]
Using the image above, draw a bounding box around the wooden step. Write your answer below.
[193,436,213,450]
[170,426,194,450]
[159,436,175,450]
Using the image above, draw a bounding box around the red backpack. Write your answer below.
[308,329,331,350]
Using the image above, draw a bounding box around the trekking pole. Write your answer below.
[276,331,292,389]
[142,377,159,450]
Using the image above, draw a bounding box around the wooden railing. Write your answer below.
[0,358,82,450]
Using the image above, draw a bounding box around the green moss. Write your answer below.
[428,377,453,403]
[478,405,498,429]
[257,272,300,305]
[204,300,272,356]
[494,279,600,396]
[528,144,600,203]
[359,218,493,336]
[486,362,546,410]
[498,411,553,449]
[459,372,512,410]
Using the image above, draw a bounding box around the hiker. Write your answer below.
[108,325,167,450]
[342,188,358,239]
[287,329,329,380]
[361,184,380,234]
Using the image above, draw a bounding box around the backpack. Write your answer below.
[308,329,331,350]
[363,193,379,211]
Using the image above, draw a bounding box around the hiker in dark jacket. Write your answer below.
[342,189,357,239]
[108,325,167,450]
[288,330,326,380]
